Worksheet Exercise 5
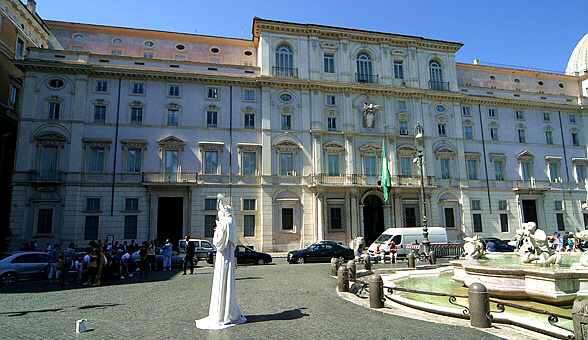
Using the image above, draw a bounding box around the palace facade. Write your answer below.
[7,14,588,251]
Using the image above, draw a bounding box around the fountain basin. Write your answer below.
[451,259,588,305]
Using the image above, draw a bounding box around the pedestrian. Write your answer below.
[161,239,173,271]
[121,250,134,278]
[59,242,76,285]
[73,257,84,283]
[48,244,61,283]
[84,242,100,286]
[139,241,149,278]
[183,235,195,275]
[46,242,52,254]
[148,240,157,271]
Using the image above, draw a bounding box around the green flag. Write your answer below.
[381,141,391,202]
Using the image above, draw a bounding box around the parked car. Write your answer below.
[287,242,354,264]
[206,245,272,265]
[0,252,50,285]
[178,239,215,260]
[482,237,515,252]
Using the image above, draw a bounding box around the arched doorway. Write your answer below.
[363,195,384,246]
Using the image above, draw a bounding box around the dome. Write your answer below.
[566,32,588,75]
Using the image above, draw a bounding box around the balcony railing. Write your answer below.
[142,172,198,184]
[355,73,379,84]
[429,80,450,91]
[28,170,63,183]
[513,179,551,190]
[272,67,298,78]
[309,174,435,187]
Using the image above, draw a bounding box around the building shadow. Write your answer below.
[244,308,309,324]
[1,303,122,317]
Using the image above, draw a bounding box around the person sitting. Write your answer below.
[389,242,397,264]
[121,250,134,278]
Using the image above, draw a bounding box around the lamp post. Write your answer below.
[414,122,431,263]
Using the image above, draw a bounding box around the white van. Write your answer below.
[367,227,450,257]
[178,239,215,260]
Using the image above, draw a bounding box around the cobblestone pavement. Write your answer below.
[0,260,504,340]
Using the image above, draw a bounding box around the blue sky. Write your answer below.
[35,0,587,72]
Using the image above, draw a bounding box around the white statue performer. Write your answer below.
[461,235,486,260]
[516,222,561,266]
[196,194,246,329]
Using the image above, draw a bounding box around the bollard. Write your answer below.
[468,283,491,328]
[369,274,384,308]
[407,251,415,268]
[347,260,356,281]
[331,258,340,276]
[430,251,437,265]
[337,265,349,292]
[364,256,372,271]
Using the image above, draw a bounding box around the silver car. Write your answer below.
[0,252,50,285]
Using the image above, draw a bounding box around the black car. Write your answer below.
[482,237,515,252]
[287,242,354,264]
[206,245,272,265]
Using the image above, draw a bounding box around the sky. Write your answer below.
[34,0,587,73]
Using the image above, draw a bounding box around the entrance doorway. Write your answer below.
[157,197,183,249]
[522,200,538,226]
[363,195,384,246]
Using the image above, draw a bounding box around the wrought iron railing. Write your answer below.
[309,174,436,187]
[28,170,63,183]
[355,73,379,84]
[429,80,450,91]
[272,67,298,78]
[142,172,198,183]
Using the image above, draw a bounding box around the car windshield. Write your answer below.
[374,234,392,244]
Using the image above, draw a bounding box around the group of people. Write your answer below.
[549,232,586,252]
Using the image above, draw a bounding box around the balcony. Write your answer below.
[309,174,435,187]
[27,170,63,183]
[142,172,198,184]
[512,179,551,193]
[429,80,450,91]
[355,73,379,84]
[272,67,298,78]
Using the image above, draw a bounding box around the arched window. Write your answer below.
[356,52,373,83]
[429,61,444,90]
[275,44,294,77]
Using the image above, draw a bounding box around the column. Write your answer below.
[316,191,325,241]
[349,190,358,239]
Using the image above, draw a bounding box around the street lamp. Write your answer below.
[413,122,433,264]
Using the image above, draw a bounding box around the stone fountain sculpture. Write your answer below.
[515,222,561,266]
[461,235,486,260]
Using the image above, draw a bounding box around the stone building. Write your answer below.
[7,16,588,251]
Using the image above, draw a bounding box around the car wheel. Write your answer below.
[297,257,305,264]
[1,272,18,285]
[256,258,265,265]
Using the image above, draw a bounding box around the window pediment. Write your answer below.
[121,139,148,150]
[198,141,224,151]
[158,135,186,149]
[488,153,507,160]
[544,126,553,131]
[278,105,295,114]
[320,42,339,50]
[465,152,480,160]
[359,143,381,156]
[325,108,339,116]
[517,150,535,160]
[237,143,261,152]
[390,49,406,56]
[572,158,588,165]
[434,147,455,156]
[243,107,257,114]
[82,138,112,150]
[545,155,562,163]
[435,114,448,122]
[396,112,410,120]
[323,141,344,154]
[205,104,220,111]
[397,144,416,155]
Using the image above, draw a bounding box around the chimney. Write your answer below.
[26,0,37,13]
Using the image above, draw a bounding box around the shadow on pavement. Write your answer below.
[235,277,262,281]
[1,303,122,317]
[244,308,309,324]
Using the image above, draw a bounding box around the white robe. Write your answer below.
[195,211,246,329]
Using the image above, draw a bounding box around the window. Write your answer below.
[168,85,180,97]
[399,121,408,134]
[48,102,60,119]
[71,45,84,52]
[243,60,253,66]
[471,200,481,210]
[500,214,509,232]
[515,110,524,120]
[110,49,123,56]
[570,114,577,123]
[94,105,106,123]
[205,215,216,237]
[9,86,20,110]
[543,112,551,122]
[328,205,344,230]
[356,52,373,83]
[498,200,508,210]
[462,106,471,116]
[327,117,337,131]
[545,131,554,145]
[242,151,257,175]
[464,126,473,140]
[281,115,292,130]
[144,40,155,47]
[572,132,580,146]
[437,123,446,137]
[576,165,586,183]
[400,157,411,177]
[555,201,563,211]
[275,44,293,75]
[165,150,179,173]
[244,89,255,101]
[365,156,377,176]
[132,82,144,94]
[435,105,446,113]
[48,79,64,89]
[324,53,335,73]
[89,148,105,173]
[243,199,256,211]
[518,129,526,143]
[16,37,25,57]
[397,100,407,110]
[124,216,137,239]
[244,215,255,237]
[488,108,496,118]
[326,95,336,106]
[244,113,255,129]
[127,149,141,173]
[167,109,179,126]
[125,198,139,211]
[131,107,143,124]
[521,162,532,181]
[206,111,217,127]
[210,47,220,54]
[174,55,186,61]
[549,163,560,182]
[280,93,292,102]
[282,208,294,230]
[86,198,100,212]
[393,60,404,79]
[37,209,53,234]
[95,80,108,92]
[204,198,217,211]
[280,153,293,175]
[429,60,443,89]
[327,154,339,176]
[440,158,451,179]
[207,87,219,99]
[204,151,218,174]
[467,159,478,180]
[445,208,455,228]
[473,214,483,232]
[84,216,99,240]
[556,213,565,231]
[112,38,123,45]
[490,127,499,141]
